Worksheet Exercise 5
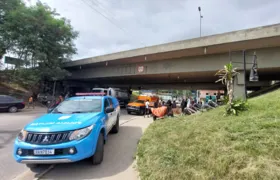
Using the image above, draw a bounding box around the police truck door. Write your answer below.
[108,97,117,128]
[104,98,113,134]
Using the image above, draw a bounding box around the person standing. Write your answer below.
[180,98,186,115]
[50,95,64,109]
[172,100,177,108]
[166,100,174,117]
[28,96,34,109]
[144,100,150,118]
[154,99,159,108]
[187,97,191,109]
[158,99,162,107]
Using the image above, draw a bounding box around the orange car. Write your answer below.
[126,100,146,115]
[137,95,159,107]
[126,95,159,115]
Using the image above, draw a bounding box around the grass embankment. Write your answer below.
[137,89,280,180]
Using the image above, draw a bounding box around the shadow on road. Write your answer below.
[0,130,21,149]
[39,125,142,179]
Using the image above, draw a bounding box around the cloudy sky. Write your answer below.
[29,0,280,60]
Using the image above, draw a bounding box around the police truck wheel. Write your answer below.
[110,116,119,134]
[8,106,18,113]
[26,164,38,169]
[91,134,104,165]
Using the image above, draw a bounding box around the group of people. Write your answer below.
[144,96,219,118]
[144,99,176,118]
[180,97,196,115]
[27,94,65,110]
[49,95,64,109]
[180,96,218,115]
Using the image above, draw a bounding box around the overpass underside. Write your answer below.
[64,67,279,91]
[65,47,280,94]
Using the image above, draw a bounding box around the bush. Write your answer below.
[225,99,248,116]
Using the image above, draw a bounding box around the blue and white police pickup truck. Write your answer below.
[13,93,120,168]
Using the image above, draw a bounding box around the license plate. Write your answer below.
[34,149,55,155]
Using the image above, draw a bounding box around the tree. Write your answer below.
[0,1,78,92]
[0,0,24,59]
[215,62,238,105]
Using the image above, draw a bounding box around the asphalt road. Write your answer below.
[0,108,151,180]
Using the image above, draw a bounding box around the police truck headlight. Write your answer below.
[18,129,27,142]
[69,125,94,141]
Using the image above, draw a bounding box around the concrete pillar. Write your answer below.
[233,71,246,100]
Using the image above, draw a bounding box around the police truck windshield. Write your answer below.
[53,99,102,114]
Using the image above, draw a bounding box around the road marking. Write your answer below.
[120,116,141,125]
[12,169,32,180]
[33,165,55,180]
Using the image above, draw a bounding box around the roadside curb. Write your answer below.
[12,170,32,180]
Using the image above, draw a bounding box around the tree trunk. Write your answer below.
[227,79,234,105]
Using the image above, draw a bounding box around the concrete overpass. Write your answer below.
[64,23,280,98]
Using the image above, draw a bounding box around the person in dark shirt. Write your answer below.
[154,99,159,108]
[172,100,176,108]
[166,100,174,117]
[181,99,186,114]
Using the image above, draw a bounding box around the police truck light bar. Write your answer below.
[76,92,106,96]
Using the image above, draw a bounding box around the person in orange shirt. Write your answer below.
[28,96,34,109]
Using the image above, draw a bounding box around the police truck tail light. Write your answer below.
[69,125,94,141]
[18,130,27,141]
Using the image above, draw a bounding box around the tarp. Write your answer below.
[151,106,167,117]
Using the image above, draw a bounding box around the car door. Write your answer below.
[0,96,10,109]
[108,97,117,126]
[104,98,113,134]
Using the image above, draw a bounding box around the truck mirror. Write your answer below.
[105,107,114,113]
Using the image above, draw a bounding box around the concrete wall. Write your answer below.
[199,90,225,98]
[69,47,280,79]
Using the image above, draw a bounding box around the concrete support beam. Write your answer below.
[68,47,280,81]
[104,83,224,90]
[233,72,246,100]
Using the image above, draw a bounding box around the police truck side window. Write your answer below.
[104,99,110,109]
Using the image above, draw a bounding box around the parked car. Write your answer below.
[0,95,25,113]
[92,88,130,107]
[126,100,146,115]
[14,93,120,168]
[137,95,159,107]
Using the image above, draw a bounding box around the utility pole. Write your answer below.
[198,6,203,37]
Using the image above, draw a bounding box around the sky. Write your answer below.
[28,0,280,60]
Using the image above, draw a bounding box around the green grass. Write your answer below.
[137,89,280,180]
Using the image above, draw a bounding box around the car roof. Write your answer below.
[0,95,10,97]
[68,96,103,100]
[68,96,116,100]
